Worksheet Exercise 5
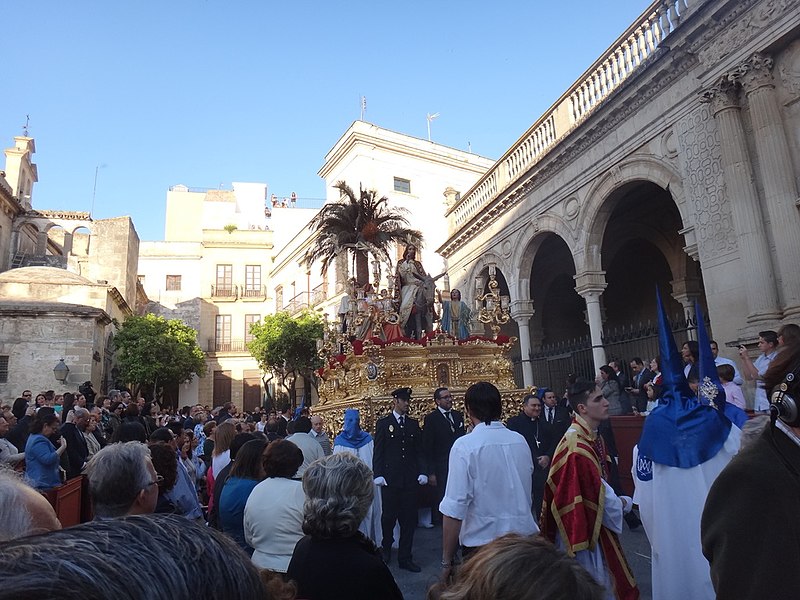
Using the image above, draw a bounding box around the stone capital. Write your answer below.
[670,277,704,309]
[574,271,607,298]
[700,76,740,115]
[509,300,535,320]
[734,53,775,94]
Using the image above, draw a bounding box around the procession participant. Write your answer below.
[373,387,428,572]
[633,299,739,600]
[541,379,638,600]
[333,408,382,546]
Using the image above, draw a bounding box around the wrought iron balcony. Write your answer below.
[207,338,252,353]
[241,285,267,300]
[311,282,328,306]
[211,284,238,300]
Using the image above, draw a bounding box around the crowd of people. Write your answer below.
[1,318,799,598]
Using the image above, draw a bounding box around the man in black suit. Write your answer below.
[373,387,428,572]
[276,403,290,437]
[506,393,552,519]
[628,357,653,413]
[61,407,90,479]
[422,387,465,527]
[540,388,571,453]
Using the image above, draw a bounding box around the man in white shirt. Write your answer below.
[440,381,538,579]
[309,415,332,456]
[738,330,779,412]
[285,416,324,477]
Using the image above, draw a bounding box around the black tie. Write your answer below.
[399,415,405,428]
[445,411,454,432]
[548,407,553,424]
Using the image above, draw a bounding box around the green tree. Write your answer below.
[247,310,324,409]
[113,314,206,401]
[303,181,422,286]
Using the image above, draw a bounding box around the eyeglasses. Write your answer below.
[146,475,165,488]
[22,393,32,397]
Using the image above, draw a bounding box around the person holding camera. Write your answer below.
[738,330,779,413]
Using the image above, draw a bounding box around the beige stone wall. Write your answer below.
[0,302,110,402]
[86,217,140,310]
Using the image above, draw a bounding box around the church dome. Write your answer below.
[0,266,95,286]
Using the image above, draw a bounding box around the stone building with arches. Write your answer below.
[0,135,145,399]
[439,0,800,399]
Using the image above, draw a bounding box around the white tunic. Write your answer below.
[632,427,741,600]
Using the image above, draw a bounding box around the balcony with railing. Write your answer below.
[241,285,267,301]
[446,0,692,234]
[283,291,309,315]
[310,282,328,307]
[207,338,252,353]
[211,284,238,301]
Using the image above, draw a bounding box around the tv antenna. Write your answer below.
[426,112,440,141]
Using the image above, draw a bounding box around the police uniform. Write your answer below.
[373,387,427,570]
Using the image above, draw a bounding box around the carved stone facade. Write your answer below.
[676,106,736,261]
[439,0,800,406]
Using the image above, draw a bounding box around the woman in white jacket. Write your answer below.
[244,439,305,573]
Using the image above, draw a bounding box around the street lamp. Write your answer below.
[53,359,70,382]
[475,264,510,339]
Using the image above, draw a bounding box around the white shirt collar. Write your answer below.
[392,411,406,421]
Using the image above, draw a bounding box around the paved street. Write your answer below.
[389,519,653,600]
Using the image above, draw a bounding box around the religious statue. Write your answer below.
[394,245,427,333]
[438,288,471,340]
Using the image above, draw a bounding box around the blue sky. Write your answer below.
[1,1,649,241]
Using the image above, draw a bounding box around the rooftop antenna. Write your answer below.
[22,115,30,136]
[360,96,367,121]
[426,112,440,142]
[91,164,107,218]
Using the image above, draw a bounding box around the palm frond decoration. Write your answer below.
[303,181,423,285]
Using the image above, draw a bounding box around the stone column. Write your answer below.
[701,77,781,324]
[35,230,48,255]
[736,53,800,318]
[510,300,535,387]
[575,271,608,373]
[671,276,703,341]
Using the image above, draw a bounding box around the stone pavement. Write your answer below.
[388,521,653,600]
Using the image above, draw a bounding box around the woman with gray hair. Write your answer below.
[287,453,402,600]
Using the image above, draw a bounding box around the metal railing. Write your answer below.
[241,285,267,299]
[530,311,704,391]
[283,293,309,314]
[448,0,692,231]
[311,282,328,306]
[207,339,251,353]
[211,285,238,299]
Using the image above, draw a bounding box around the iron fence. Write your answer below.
[530,313,707,392]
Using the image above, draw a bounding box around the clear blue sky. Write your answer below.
[1,1,649,241]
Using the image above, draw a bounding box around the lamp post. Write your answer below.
[475,264,511,339]
[53,359,70,383]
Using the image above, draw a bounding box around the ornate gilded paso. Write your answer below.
[314,334,533,436]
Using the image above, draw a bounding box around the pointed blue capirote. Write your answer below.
[637,290,732,468]
[696,301,749,427]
